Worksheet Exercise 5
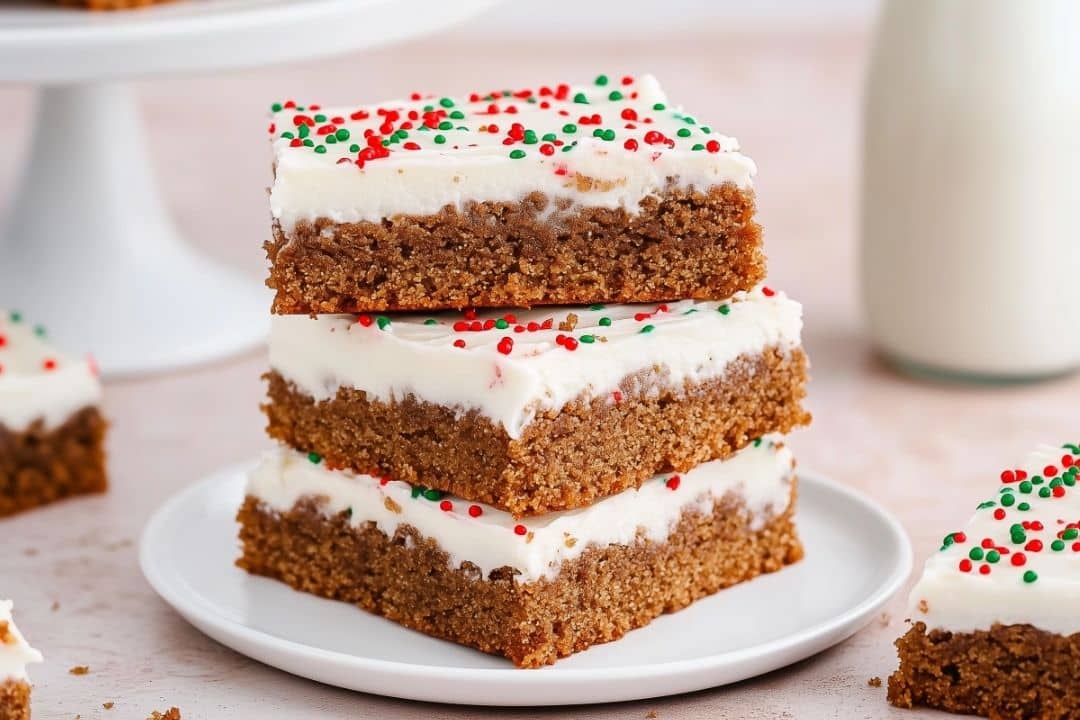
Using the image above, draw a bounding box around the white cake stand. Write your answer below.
[0,0,498,376]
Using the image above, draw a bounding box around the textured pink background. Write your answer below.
[1,21,1076,719]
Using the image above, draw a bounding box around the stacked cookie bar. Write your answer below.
[238,74,811,667]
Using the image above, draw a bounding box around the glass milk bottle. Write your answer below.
[861,0,1080,381]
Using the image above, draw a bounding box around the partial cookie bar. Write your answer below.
[266,74,762,313]
[264,287,809,516]
[238,439,803,667]
[889,442,1080,718]
[0,600,43,720]
[0,311,107,518]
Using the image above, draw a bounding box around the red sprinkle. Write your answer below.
[468,505,483,518]
[563,337,579,351]
[612,390,623,403]
[514,524,527,536]
[762,287,776,297]
[1046,465,1059,477]
[981,538,995,549]
[379,477,390,486]
[356,315,373,327]
[464,309,478,320]
[665,475,681,491]
[994,508,1007,520]
[979,564,991,575]
[497,337,513,355]
[623,138,638,151]
[453,339,466,349]
[1025,539,1044,552]
[958,558,973,572]
[1001,469,1016,483]
[1011,552,1027,566]
[953,532,967,543]
[1054,486,1067,498]
[42,358,57,371]
[439,500,453,512]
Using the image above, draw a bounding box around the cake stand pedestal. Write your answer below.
[0,0,498,377]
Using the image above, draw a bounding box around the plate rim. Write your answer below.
[139,461,913,695]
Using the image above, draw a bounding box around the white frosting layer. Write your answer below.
[247,440,795,583]
[910,443,1080,636]
[0,600,43,682]
[269,287,803,439]
[0,311,102,430]
[269,74,755,230]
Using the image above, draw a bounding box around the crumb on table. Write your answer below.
[69,665,89,675]
[868,676,882,688]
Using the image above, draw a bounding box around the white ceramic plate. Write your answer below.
[140,464,912,707]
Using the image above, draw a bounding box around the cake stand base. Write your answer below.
[0,83,268,378]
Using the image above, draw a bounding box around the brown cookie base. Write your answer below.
[888,622,1080,719]
[0,678,30,720]
[263,346,809,516]
[236,483,802,668]
[266,183,764,313]
[0,407,108,518]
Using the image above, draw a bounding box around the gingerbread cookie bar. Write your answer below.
[0,600,42,720]
[266,74,763,313]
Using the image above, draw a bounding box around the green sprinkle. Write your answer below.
[692,143,705,151]
[573,92,588,104]
[599,317,612,327]
[439,121,453,131]
[608,90,623,101]
[1064,443,1080,454]
[302,139,314,147]
[1064,528,1079,540]
[653,102,666,111]
[701,126,712,134]
[424,318,438,325]
[595,74,609,86]
[986,550,1001,563]
[307,452,322,464]
[376,316,391,330]
[271,102,283,112]
[281,131,295,139]
[313,113,327,123]
[1053,539,1066,551]
[325,135,337,144]
[449,110,465,119]
[335,128,350,142]
[562,123,578,134]
[494,318,509,329]
[1018,502,1031,511]
[9,311,21,323]
[1019,480,1033,493]
[1001,493,1016,507]
[1032,475,1045,485]
[411,486,424,499]
[439,97,454,108]
[677,128,692,138]
[718,304,730,315]
[600,128,615,141]
[683,308,698,315]
[524,130,538,145]
[753,437,763,447]
[639,324,655,334]
[298,124,310,138]
[942,533,956,547]
[580,334,596,344]
[1023,570,1038,584]
[1011,531,1026,544]
[969,547,984,561]
[588,303,605,311]
[542,133,557,142]
[592,128,604,138]
[422,488,443,501]
[33,325,45,338]
[1039,487,1053,498]
[977,500,996,509]
[314,145,327,154]
[509,149,526,159]
[434,134,447,144]
[349,143,360,153]
[1065,474,1077,487]
[683,116,697,125]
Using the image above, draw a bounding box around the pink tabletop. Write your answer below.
[1,23,1075,719]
